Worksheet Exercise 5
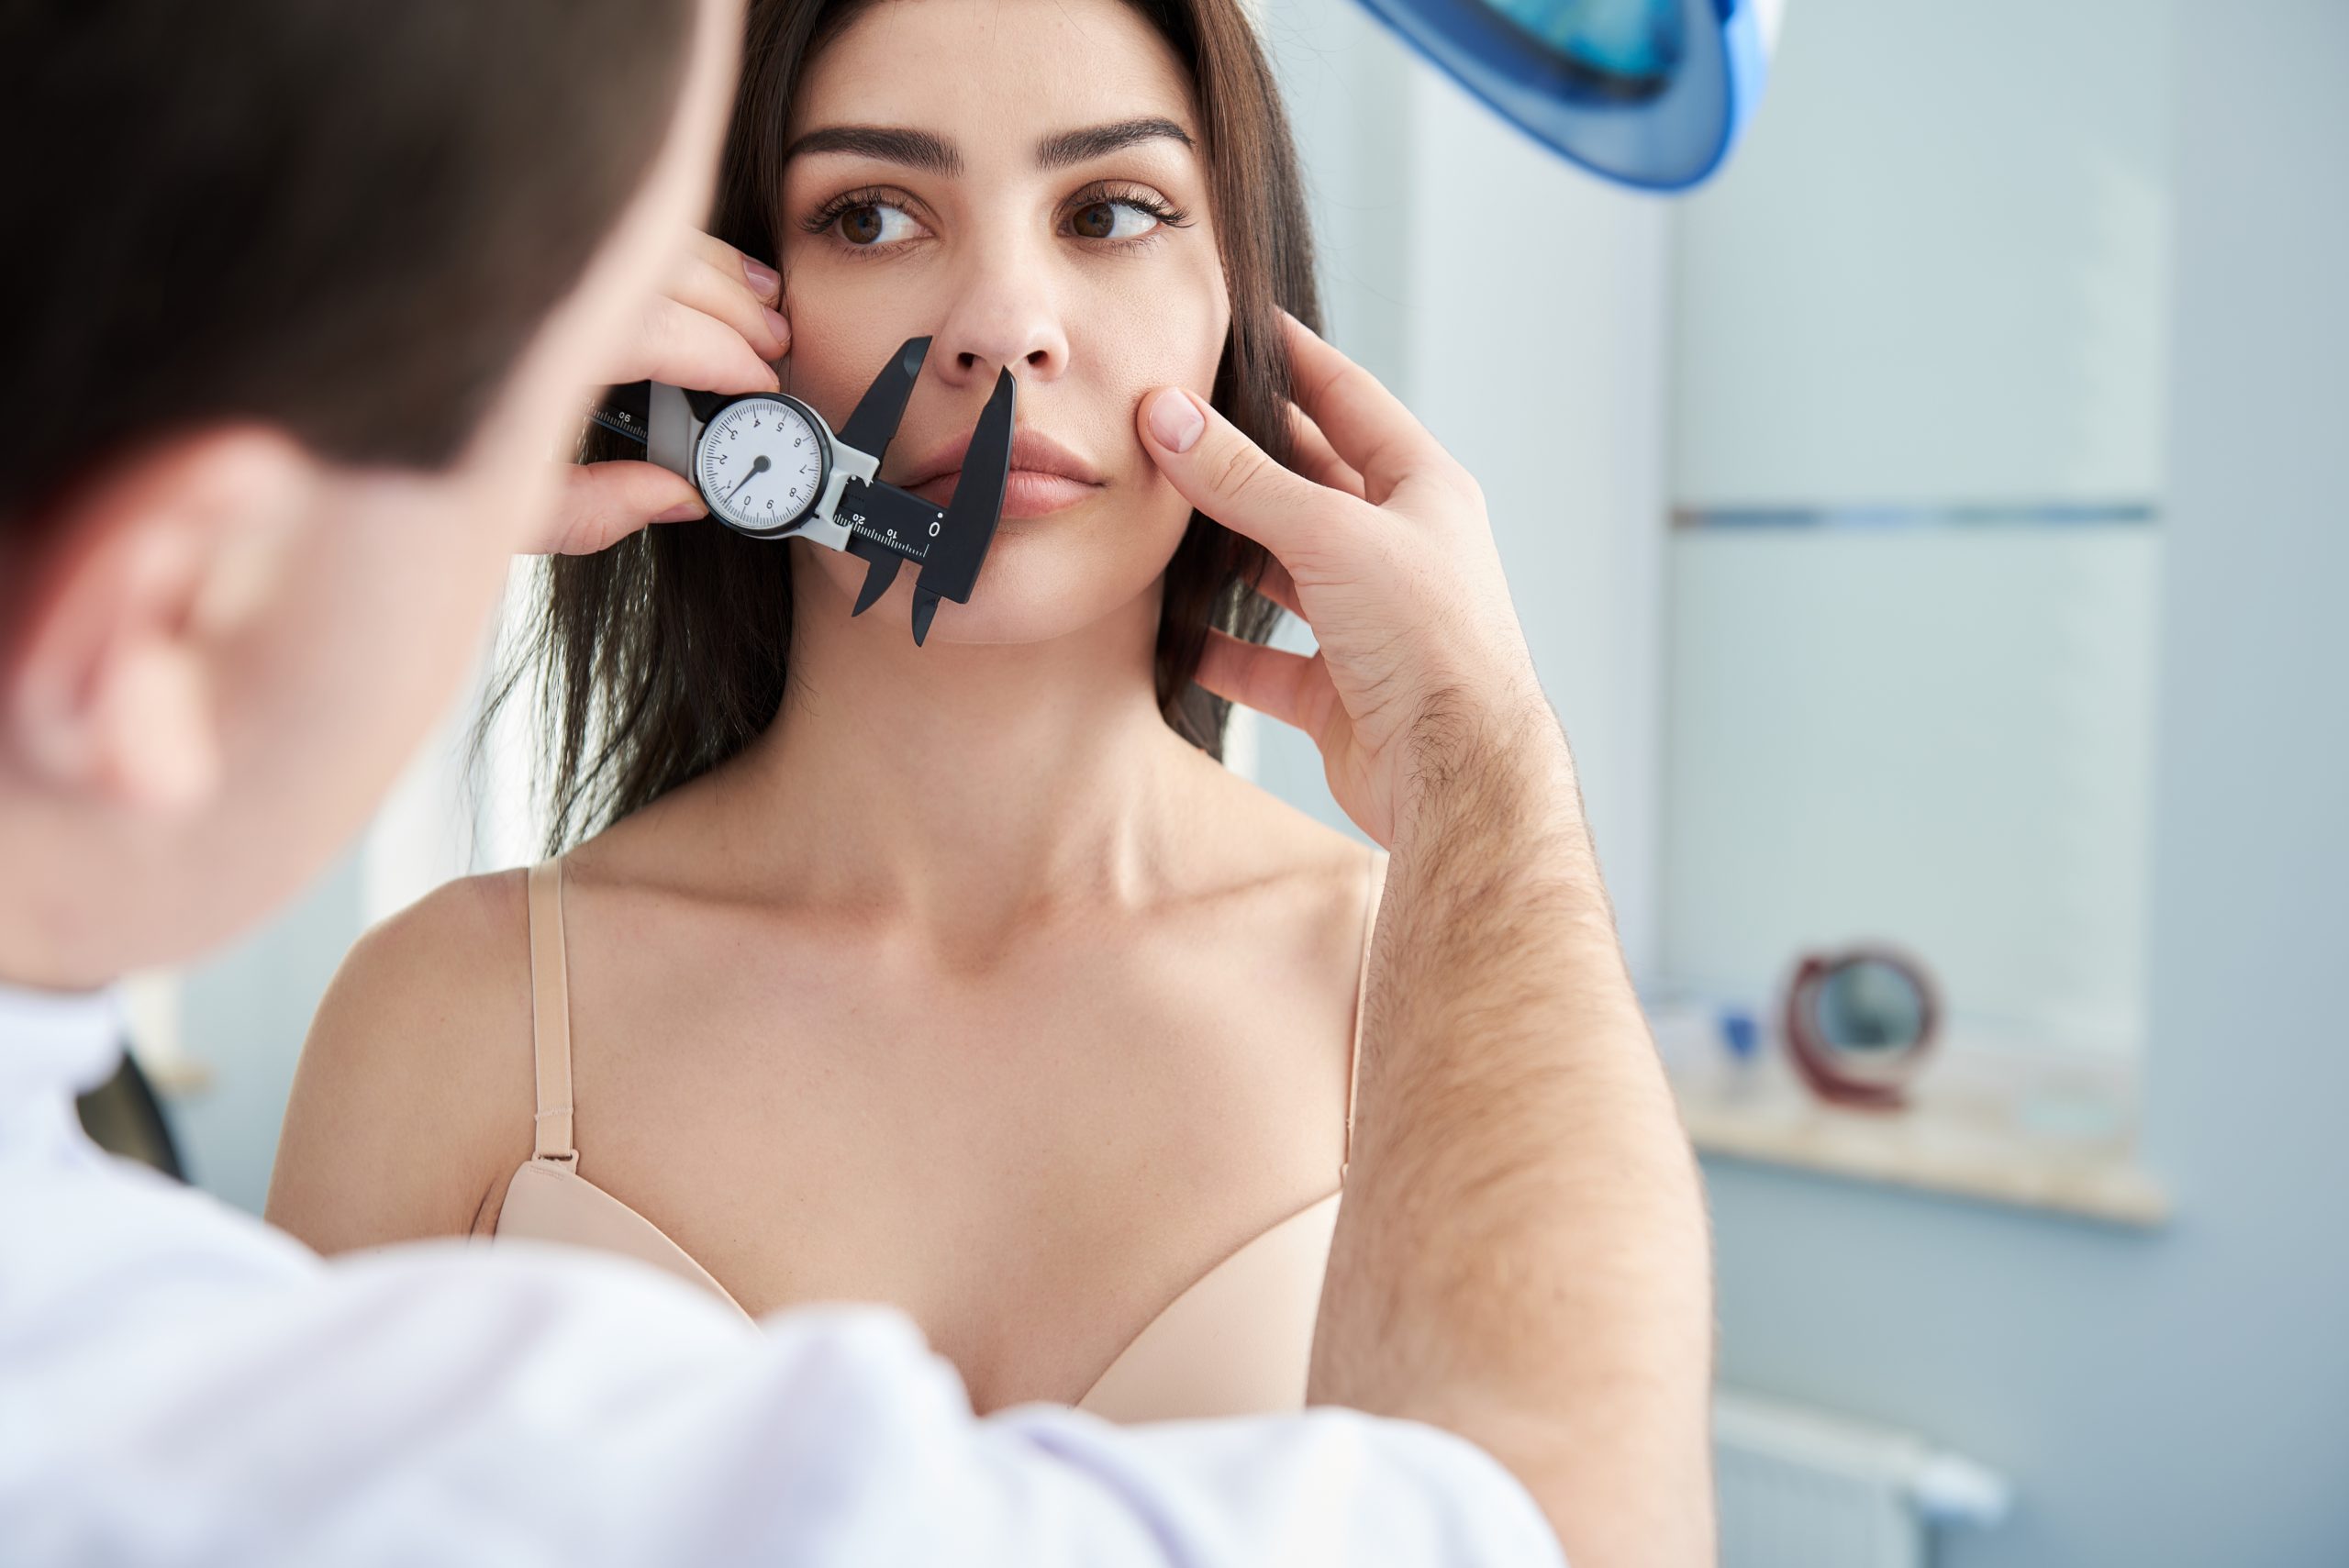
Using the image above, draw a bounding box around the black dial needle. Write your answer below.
[723,453,771,505]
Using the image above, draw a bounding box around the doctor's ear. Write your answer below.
[1,428,317,815]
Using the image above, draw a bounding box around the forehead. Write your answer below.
[791,0,1198,152]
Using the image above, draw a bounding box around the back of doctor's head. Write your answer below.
[0,0,735,987]
[0,0,705,526]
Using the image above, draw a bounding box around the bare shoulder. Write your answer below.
[264,868,537,1253]
[1174,742,1384,976]
[1187,740,1379,890]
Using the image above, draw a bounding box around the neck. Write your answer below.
[0,810,119,993]
[700,562,1219,929]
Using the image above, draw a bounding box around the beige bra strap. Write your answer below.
[526,857,578,1169]
[1341,847,1390,1177]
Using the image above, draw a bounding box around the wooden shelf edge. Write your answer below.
[1684,1106,2171,1229]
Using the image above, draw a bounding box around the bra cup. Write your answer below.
[1075,1189,1344,1422]
[497,1160,753,1322]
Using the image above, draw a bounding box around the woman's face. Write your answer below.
[776,0,1230,646]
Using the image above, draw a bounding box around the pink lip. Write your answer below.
[908,468,1098,518]
[899,427,1106,520]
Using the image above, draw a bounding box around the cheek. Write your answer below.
[1083,243,1230,494]
[1074,242,1230,541]
[779,307,888,424]
[775,261,933,431]
[1099,245,1229,383]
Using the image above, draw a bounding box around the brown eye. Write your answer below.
[1072,201,1119,239]
[1068,197,1164,243]
[825,198,918,247]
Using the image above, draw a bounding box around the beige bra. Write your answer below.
[492,848,1388,1422]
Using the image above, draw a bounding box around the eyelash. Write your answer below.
[799,181,1192,258]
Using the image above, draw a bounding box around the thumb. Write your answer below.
[1138,386,1338,566]
[534,461,706,556]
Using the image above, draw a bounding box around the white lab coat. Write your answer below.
[0,984,1563,1566]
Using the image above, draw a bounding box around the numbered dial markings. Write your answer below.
[695,396,825,532]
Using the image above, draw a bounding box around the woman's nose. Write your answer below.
[930,255,1069,390]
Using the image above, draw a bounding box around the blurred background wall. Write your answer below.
[150,0,2346,1561]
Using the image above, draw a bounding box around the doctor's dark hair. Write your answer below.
[512,0,1320,849]
[0,0,696,538]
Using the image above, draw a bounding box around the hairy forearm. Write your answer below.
[1309,702,1716,1568]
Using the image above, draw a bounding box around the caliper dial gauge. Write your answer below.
[694,394,830,536]
[584,335,1014,645]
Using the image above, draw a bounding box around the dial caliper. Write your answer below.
[589,337,1013,645]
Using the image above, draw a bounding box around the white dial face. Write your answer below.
[696,396,825,533]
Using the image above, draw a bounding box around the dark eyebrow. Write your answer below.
[781,117,1194,179]
[784,125,963,176]
[1035,117,1195,170]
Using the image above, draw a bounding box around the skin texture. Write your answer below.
[271,0,1375,1416]
[0,0,743,990]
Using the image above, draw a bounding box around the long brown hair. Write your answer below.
[506,0,1321,851]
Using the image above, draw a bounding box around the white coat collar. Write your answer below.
[0,977,123,1104]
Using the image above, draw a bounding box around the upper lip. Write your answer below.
[900,426,1104,488]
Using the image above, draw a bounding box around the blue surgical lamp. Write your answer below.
[1349,0,1780,191]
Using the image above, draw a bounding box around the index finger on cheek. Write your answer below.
[1140,386,1330,569]
[679,251,788,359]
[691,229,782,303]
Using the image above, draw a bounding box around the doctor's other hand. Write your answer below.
[1137,314,1558,848]
[530,230,790,557]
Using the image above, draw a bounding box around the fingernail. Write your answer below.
[653,498,707,523]
[742,256,782,298]
[1148,387,1205,453]
[762,306,790,352]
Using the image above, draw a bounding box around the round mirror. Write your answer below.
[1782,947,1940,1107]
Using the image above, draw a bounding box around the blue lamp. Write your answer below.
[1349,0,1779,191]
